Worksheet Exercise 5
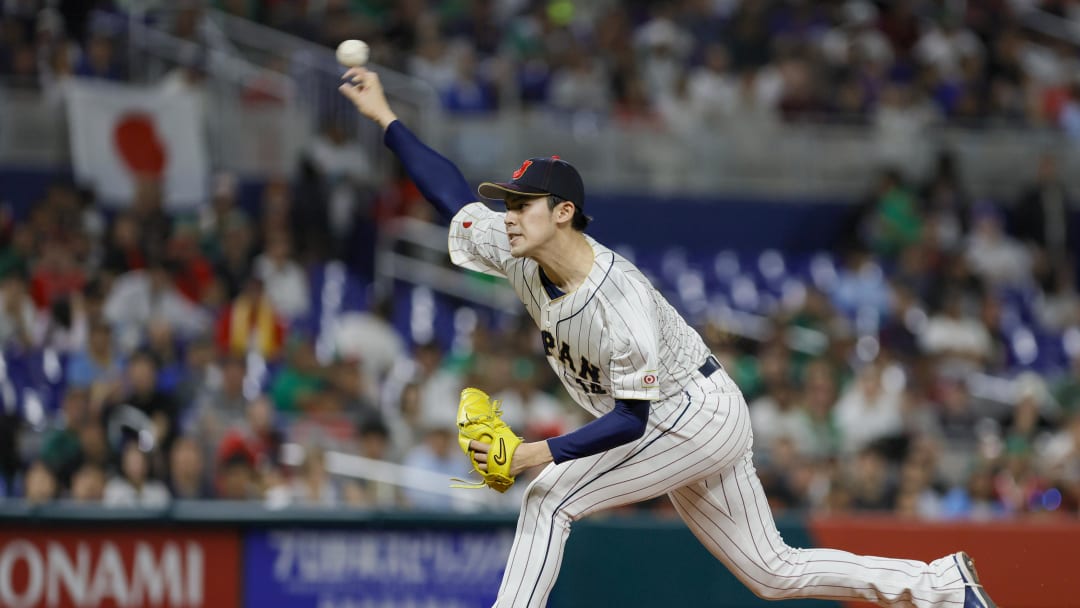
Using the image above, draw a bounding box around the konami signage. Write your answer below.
[0,529,239,608]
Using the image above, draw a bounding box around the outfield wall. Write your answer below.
[0,505,1072,608]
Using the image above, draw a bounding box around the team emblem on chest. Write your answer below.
[540,330,607,395]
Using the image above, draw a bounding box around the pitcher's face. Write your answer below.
[504,194,556,258]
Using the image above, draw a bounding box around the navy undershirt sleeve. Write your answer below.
[383,120,474,221]
[547,399,649,464]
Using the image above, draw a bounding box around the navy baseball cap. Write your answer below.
[478,156,586,209]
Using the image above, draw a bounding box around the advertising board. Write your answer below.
[243,528,514,608]
[0,527,240,608]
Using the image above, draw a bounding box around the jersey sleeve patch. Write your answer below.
[640,371,658,390]
[448,202,510,277]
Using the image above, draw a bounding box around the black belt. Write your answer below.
[698,355,721,378]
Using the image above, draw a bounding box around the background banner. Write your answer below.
[243,528,514,608]
[0,527,240,608]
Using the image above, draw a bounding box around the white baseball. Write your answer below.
[336,39,369,67]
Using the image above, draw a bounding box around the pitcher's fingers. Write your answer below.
[337,83,360,101]
[469,440,490,453]
[473,451,488,463]
[342,66,368,82]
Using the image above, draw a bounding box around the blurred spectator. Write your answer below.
[549,51,611,115]
[919,150,972,253]
[167,223,216,305]
[130,178,172,262]
[687,43,738,126]
[144,318,186,391]
[847,446,897,511]
[0,273,37,349]
[0,224,34,281]
[343,417,399,508]
[382,340,464,431]
[940,465,1006,520]
[914,13,984,80]
[401,426,462,511]
[216,277,285,360]
[35,293,87,353]
[994,442,1044,515]
[325,356,376,417]
[187,354,250,451]
[30,240,84,311]
[856,169,924,261]
[830,249,892,328]
[269,337,325,414]
[101,213,146,277]
[964,203,1033,289]
[207,395,283,497]
[214,219,256,298]
[105,260,213,346]
[1041,411,1080,477]
[385,381,423,458]
[750,381,812,462]
[23,461,58,504]
[66,320,122,389]
[919,289,993,374]
[438,44,498,114]
[834,361,905,454]
[239,396,284,473]
[69,463,106,502]
[197,173,250,261]
[1053,355,1080,414]
[1003,375,1057,451]
[879,282,926,360]
[873,83,940,169]
[214,432,261,500]
[1011,153,1075,281]
[74,30,123,80]
[334,297,406,404]
[494,357,568,441]
[895,457,944,519]
[285,444,340,507]
[253,231,310,321]
[105,349,181,465]
[103,442,170,507]
[820,1,893,70]
[1035,263,1079,332]
[305,121,380,259]
[40,387,91,486]
[796,359,843,459]
[167,435,212,500]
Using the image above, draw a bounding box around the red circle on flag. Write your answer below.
[113,113,167,177]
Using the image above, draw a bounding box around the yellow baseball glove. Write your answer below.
[450,387,522,493]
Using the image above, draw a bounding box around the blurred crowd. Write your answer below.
[724,147,1080,521]
[8,1,1080,134]
[0,0,1078,522]
[0,146,1077,520]
[0,165,583,513]
[231,0,1080,135]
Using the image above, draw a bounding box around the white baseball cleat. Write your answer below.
[953,551,998,608]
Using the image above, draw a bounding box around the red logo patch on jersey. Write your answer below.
[643,373,657,386]
[463,221,473,228]
[512,160,533,180]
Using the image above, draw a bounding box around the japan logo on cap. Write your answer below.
[512,160,533,180]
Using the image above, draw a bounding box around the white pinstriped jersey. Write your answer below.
[448,202,716,417]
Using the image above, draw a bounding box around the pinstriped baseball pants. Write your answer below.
[493,372,967,608]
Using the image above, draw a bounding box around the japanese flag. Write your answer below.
[65,78,209,209]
